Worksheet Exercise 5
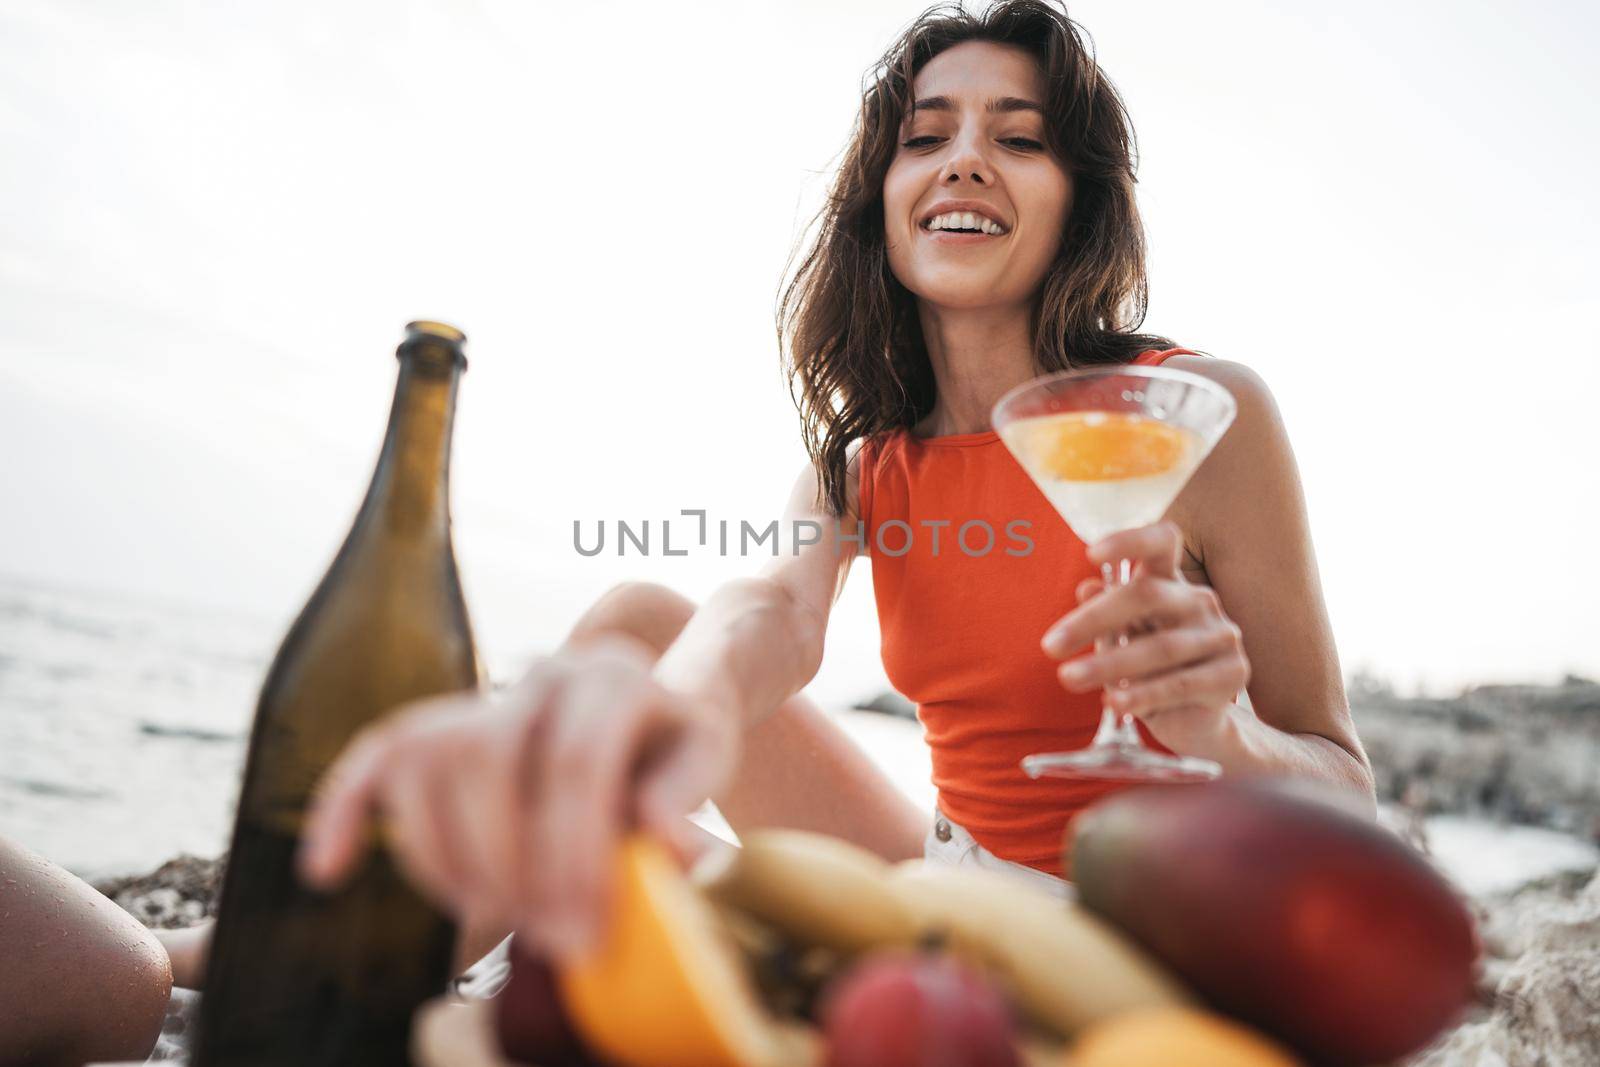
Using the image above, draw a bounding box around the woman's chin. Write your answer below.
[909,281,1031,313]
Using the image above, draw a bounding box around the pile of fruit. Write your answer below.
[413,779,1480,1067]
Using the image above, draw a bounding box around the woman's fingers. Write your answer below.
[456,693,569,925]
[1043,573,1203,656]
[1056,623,1240,693]
[491,660,566,928]
[508,695,562,947]
[379,741,479,914]
[436,721,525,920]
[1108,650,1251,719]
[299,728,392,887]
[1086,520,1183,579]
[527,640,659,960]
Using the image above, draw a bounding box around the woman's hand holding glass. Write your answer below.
[295,634,739,963]
[1042,520,1251,754]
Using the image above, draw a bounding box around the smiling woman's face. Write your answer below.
[883,40,1073,313]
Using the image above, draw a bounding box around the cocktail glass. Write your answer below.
[993,365,1237,782]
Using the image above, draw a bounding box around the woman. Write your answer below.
[299,0,1375,963]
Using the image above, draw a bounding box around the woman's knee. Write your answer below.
[568,581,696,656]
[67,923,172,1065]
[0,883,172,1066]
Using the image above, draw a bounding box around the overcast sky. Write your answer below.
[2,0,1596,700]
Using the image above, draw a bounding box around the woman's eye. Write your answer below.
[899,134,1043,151]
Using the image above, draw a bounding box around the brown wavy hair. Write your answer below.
[780,0,1175,515]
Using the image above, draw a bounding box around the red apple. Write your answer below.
[820,952,1021,1067]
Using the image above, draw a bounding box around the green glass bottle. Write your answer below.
[195,322,481,1065]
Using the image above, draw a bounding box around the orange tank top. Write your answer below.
[858,348,1197,878]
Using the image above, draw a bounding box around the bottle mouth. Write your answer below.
[399,320,468,372]
[406,320,467,344]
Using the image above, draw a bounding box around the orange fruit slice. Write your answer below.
[1071,1007,1305,1067]
[558,836,807,1067]
[1014,413,1191,481]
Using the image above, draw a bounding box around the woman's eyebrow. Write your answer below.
[910,95,1043,115]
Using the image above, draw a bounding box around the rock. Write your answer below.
[93,853,224,929]
[1353,679,1600,839]
[1405,867,1600,1066]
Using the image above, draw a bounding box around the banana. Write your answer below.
[698,830,1186,1040]
[888,861,1191,1039]
[696,830,920,956]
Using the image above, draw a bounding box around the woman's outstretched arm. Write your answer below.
[563,579,927,862]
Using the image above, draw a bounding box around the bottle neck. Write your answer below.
[362,349,461,544]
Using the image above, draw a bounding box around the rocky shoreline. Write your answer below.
[1351,674,1600,843]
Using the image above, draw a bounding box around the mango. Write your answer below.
[1070,779,1478,1066]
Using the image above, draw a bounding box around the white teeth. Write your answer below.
[924,211,1005,234]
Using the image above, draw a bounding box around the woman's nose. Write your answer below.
[941,131,993,186]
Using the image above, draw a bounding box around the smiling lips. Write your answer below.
[924,210,1006,235]
[919,204,1009,241]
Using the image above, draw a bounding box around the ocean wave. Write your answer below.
[137,721,244,743]
[0,775,111,800]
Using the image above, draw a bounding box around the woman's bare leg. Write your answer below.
[565,582,929,862]
[0,836,172,1066]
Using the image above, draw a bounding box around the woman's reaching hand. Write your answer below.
[295,633,739,962]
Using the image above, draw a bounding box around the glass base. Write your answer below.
[1021,742,1222,783]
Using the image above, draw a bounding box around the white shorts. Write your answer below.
[921,808,1076,902]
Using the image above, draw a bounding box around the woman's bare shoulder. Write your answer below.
[1163,355,1299,567]
[1164,355,1288,458]
[1165,354,1275,407]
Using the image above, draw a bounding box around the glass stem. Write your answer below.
[1090,557,1143,748]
